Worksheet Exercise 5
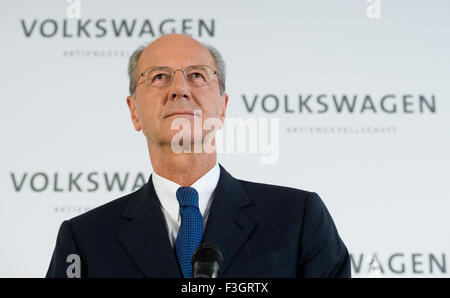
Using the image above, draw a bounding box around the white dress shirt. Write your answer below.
[151,163,221,248]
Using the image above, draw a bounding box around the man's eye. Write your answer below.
[154,74,167,80]
[189,72,205,80]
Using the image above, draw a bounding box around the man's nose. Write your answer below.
[169,69,190,101]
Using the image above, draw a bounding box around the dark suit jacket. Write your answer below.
[46,164,350,278]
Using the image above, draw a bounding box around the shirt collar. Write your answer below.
[151,162,220,220]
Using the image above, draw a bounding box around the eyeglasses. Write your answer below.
[136,65,218,89]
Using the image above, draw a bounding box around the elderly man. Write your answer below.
[46,34,350,278]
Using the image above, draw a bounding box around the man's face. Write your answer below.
[127,35,228,148]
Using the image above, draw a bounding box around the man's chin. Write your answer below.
[149,130,197,143]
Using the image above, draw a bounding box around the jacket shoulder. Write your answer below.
[237,179,315,205]
[66,185,144,229]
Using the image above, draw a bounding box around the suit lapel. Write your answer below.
[203,165,257,277]
[118,177,181,277]
[117,165,257,278]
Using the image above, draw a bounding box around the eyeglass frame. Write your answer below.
[134,64,218,91]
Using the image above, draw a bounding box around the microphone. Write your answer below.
[191,243,224,278]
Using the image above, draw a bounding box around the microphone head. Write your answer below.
[191,243,224,278]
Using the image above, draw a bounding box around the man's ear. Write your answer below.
[219,93,229,124]
[126,96,142,131]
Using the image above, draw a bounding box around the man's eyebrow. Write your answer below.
[138,66,168,74]
[143,65,169,69]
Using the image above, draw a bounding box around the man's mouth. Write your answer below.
[164,110,198,118]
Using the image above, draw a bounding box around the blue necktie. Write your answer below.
[175,187,204,278]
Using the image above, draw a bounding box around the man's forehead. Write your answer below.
[140,35,214,68]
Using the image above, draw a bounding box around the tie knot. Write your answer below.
[176,187,199,208]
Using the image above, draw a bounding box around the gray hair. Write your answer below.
[127,42,226,97]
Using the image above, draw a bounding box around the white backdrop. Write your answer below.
[1,0,449,277]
